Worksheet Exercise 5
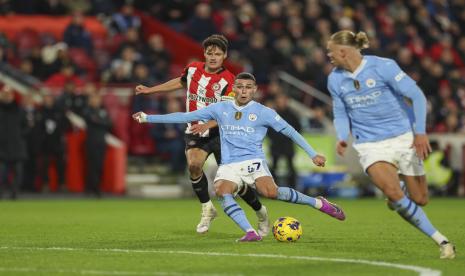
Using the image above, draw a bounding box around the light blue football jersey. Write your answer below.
[328,55,427,144]
[147,100,316,164]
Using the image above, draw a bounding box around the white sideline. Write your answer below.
[0,246,441,276]
[0,267,238,276]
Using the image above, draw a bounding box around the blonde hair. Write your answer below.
[330,31,370,50]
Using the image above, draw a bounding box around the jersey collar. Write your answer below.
[203,63,225,74]
[343,57,367,78]
[232,100,255,110]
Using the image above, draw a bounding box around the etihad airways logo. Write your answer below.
[221,125,255,133]
[345,91,381,108]
[188,94,218,104]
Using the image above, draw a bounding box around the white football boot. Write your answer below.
[439,242,456,259]
[196,201,218,234]
[256,205,270,237]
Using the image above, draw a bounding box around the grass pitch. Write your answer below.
[0,198,464,275]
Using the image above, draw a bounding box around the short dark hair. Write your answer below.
[235,72,256,83]
[202,34,228,53]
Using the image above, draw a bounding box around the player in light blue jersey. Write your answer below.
[326,30,455,259]
[133,72,345,242]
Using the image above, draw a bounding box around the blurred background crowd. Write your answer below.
[0,0,464,199]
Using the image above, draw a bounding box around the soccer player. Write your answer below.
[134,34,269,235]
[133,72,345,242]
[326,30,455,259]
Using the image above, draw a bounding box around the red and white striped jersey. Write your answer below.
[180,61,235,137]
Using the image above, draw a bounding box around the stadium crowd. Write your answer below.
[0,0,464,197]
[1,0,465,132]
[147,0,465,133]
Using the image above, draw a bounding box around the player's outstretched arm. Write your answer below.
[135,77,184,95]
[132,107,214,125]
[190,120,218,136]
[279,124,326,167]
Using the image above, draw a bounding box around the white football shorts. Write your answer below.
[353,131,425,176]
[214,159,272,196]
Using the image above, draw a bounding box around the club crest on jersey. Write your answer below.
[353,80,360,90]
[212,82,221,92]
[235,112,242,120]
[366,78,376,88]
[248,113,257,121]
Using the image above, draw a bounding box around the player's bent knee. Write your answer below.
[214,181,235,196]
[213,182,222,196]
[214,187,223,197]
[383,187,404,201]
[267,189,278,199]
[188,163,203,176]
[413,195,429,206]
[261,186,278,199]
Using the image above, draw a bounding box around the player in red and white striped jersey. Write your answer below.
[181,60,234,137]
[135,34,269,236]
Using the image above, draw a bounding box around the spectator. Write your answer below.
[0,85,27,200]
[111,4,141,34]
[131,63,156,85]
[308,106,331,133]
[0,33,10,63]
[63,11,94,55]
[108,46,139,83]
[457,36,465,63]
[429,34,464,67]
[235,1,257,35]
[263,1,286,39]
[424,141,455,196]
[267,93,301,189]
[150,0,190,32]
[308,47,330,93]
[286,49,312,83]
[56,81,87,117]
[144,34,171,81]
[262,78,284,104]
[150,97,186,173]
[37,93,67,192]
[45,63,84,88]
[214,8,242,50]
[63,0,91,14]
[271,35,294,68]
[82,92,112,197]
[19,59,34,75]
[28,46,48,80]
[35,0,68,15]
[116,27,145,56]
[185,2,217,42]
[21,93,41,192]
[90,0,115,15]
[244,31,272,84]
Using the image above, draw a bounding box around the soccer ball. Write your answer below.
[272,216,303,242]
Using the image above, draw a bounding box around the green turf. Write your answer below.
[0,198,463,275]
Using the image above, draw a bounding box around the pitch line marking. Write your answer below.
[0,267,239,276]
[0,246,441,276]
